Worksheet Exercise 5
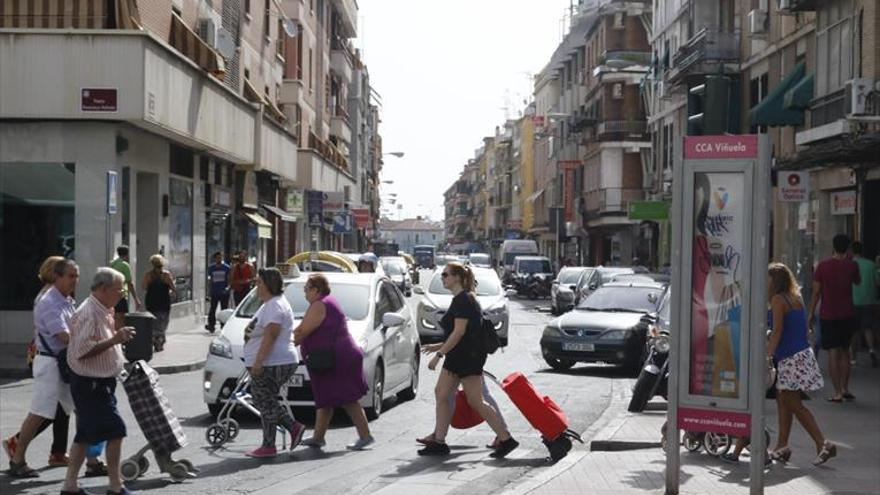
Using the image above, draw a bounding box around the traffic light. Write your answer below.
[687,75,732,135]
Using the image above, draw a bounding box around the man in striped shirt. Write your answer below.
[61,268,136,495]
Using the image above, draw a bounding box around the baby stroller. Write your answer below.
[660,421,771,457]
[120,361,198,482]
[205,368,294,448]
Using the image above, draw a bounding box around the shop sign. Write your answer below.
[560,160,579,222]
[81,88,117,112]
[286,190,304,216]
[307,190,323,226]
[351,208,370,229]
[831,190,856,215]
[332,211,354,234]
[777,171,809,202]
[683,135,758,160]
[322,191,345,212]
[628,200,671,220]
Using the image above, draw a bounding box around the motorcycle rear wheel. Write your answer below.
[627,369,655,412]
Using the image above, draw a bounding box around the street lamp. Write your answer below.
[384,151,405,158]
[381,180,394,185]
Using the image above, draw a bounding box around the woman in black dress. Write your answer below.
[418,262,518,457]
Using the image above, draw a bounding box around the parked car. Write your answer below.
[414,267,511,346]
[467,253,492,268]
[506,256,554,295]
[203,271,420,420]
[595,267,636,285]
[540,281,667,371]
[550,267,595,315]
[381,256,413,297]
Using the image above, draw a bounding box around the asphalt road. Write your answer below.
[1,270,633,495]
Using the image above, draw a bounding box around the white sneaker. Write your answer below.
[346,435,375,451]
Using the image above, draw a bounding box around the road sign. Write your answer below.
[107,171,118,215]
[332,211,353,234]
[628,200,670,220]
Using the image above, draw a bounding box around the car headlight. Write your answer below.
[209,335,233,359]
[418,301,437,314]
[420,318,437,329]
[653,335,671,353]
[542,326,561,338]
[599,329,628,341]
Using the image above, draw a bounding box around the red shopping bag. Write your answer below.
[450,390,485,429]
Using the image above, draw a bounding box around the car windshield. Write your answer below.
[517,259,551,274]
[576,286,663,313]
[469,254,490,265]
[236,281,371,320]
[428,272,502,296]
[383,262,406,275]
[558,269,588,284]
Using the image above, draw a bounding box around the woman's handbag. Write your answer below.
[37,333,71,383]
[305,326,339,373]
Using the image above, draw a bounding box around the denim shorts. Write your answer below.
[69,372,126,444]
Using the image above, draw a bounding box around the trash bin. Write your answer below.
[123,312,155,363]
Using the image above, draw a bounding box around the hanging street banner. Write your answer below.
[307,190,324,227]
[668,134,771,495]
[322,191,345,213]
[560,160,579,222]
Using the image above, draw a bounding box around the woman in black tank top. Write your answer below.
[143,255,176,352]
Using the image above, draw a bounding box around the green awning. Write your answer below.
[784,73,814,110]
[749,62,807,127]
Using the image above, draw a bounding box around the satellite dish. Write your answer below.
[215,28,236,59]
[282,18,299,37]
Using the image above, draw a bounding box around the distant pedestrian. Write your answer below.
[294,273,374,451]
[767,262,836,465]
[230,251,255,306]
[418,262,518,458]
[61,267,136,495]
[242,268,306,458]
[357,253,378,273]
[850,242,878,367]
[109,245,141,330]
[205,252,230,332]
[143,254,176,352]
[808,234,860,402]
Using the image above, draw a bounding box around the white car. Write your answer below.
[203,271,420,419]
[413,267,512,346]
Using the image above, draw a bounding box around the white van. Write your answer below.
[500,239,539,273]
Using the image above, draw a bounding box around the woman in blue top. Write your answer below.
[766,262,836,465]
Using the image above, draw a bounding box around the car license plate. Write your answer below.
[286,374,304,387]
[562,342,594,352]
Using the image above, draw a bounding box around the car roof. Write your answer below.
[602,280,667,290]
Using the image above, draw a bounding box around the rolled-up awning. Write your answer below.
[243,78,264,104]
[262,204,296,222]
[169,12,225,77]
[0,0,140,29]
[526,189,545,203]
[244,212,273,239]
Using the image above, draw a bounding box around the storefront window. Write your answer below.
[168,178,193,302]
[0,163,75,310]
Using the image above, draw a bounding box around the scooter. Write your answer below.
[524,273,552,300]
[628,323,670,412]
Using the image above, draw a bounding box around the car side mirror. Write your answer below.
[413,286,425,295]
[217,308,235,326]
[569,285,578,291]
[505,289,517,298]
[382,312,406,328]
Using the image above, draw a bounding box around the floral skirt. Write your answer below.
[777,347,824,392]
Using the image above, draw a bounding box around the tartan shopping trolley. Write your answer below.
[120,360,199,482]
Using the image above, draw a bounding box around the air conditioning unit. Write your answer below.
[845,78,873,115]
[748,9,768,35]
[197,17,216,46]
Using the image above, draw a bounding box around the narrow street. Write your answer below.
[0,271,632,495]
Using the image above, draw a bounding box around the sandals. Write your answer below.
[8,460,39,478]
[84,461,108,478]
[769,447,792,463]
[813,441,837,466]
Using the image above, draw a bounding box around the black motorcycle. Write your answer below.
[524,273,552,300]
[628,324,670,412]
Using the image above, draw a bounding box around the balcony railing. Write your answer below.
[810,89,846,128]
[584,188,644,218]
[308,131,349,170]
[671,29,740,78]
[601,50,652,67]
[596,121,648,139]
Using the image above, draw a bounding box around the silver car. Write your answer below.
[414,267,511,346]
[550,267,595,315]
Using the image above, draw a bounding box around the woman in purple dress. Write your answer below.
[293,273,374,450]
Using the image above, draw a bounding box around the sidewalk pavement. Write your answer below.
[0,319,214,378]
[512,354,880,495]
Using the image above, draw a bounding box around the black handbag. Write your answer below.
[482,318,501,354]
[305,327,339,374]
[38,333,71,383]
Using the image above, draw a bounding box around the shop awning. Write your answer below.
[262,204,296,222]
[748,62,808,127]
[783,72,814,110]
[526,189,545,203]
[0,0,141,29]
[243,78,264,104]
[245,211,273,239]
[169,12,225,77]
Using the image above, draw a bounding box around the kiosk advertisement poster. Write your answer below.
[667,134,770,494]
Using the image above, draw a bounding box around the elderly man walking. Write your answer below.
[61,268,136,495]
